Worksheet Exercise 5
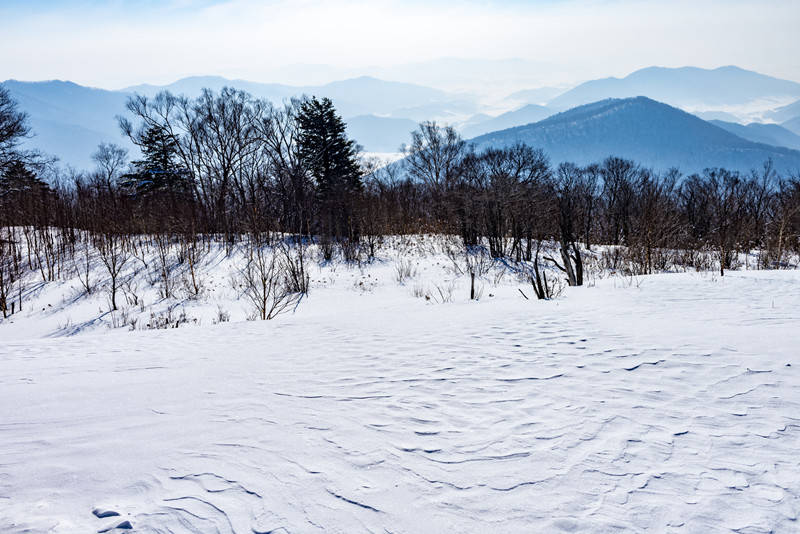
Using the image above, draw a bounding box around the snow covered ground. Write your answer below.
[1,244,799,533]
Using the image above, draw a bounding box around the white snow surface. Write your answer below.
[1,246,799,533]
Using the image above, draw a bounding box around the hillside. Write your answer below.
[783,116,800,136]
[547,66,800,111]
[470,97,800,173]
[505,86,566,105]
[766,98,800,122]
[2,80,136,169]
[461,104,553,139]
[708,120,800,150]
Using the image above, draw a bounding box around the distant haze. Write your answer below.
[1,0,799,96]
[6,64,800,170]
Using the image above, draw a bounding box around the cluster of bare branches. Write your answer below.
[400,124,800,290]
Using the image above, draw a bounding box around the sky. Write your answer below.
[1,0,799,93]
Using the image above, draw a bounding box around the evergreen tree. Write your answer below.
[296,97,362,239]
[0,160,52,225]
[133,125,179,172]
[0,160,50,196]
[297,97,362,197]
[122,125,192,197]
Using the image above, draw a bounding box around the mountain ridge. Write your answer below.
[471,96,800,173]
[547,66,800,111]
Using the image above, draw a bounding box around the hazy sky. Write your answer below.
[2,0,799,91]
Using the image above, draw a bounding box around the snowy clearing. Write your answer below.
[1,265,799,533]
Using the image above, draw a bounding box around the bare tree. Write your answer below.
[92,143,129,188]
[600,157,638,245]
[96,232,129,311]
[629,168,681,274]
[0,86,31,173]
[703,169,748,276]
[547,163,591,287]
[403,122,466,192]
[462,144,551,257]
[75,233,93,295]
[257,98,315,236]
[771,176,800,266]
[120,88,265,232]
[0,236,13,318]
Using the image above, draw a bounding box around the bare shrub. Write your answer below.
[146,305,190,329]
[423,281,455,304]
[181,234,207,299]
[394,257,417,284]
[411,282,425,299]
[154,233,175,299]
[340,238,363,264]
[242,246,302,320]
[491,268,505,287]
[473,281,485,300]
[282,240,310,294]
[75,237,92,295]
[319,236,335,263]
[431,281,455,303]
[213,305,231,324]
[121,278,141,308]
[446,243,493,300]
[518,255,565,301]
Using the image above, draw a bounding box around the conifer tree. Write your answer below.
[133,125,179,172]
[0,160,52,225]
[296,97,362,197]
[295,97,362,239]
[122,125,192,197]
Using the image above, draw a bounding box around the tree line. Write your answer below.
[1,85,800,317]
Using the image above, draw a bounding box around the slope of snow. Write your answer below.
[1,248,799,532]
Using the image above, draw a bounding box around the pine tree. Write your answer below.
[297,97,362,198]
[0,160,52,225]
[133,125,179,172]
[296,97,362,239]
[122,125,192,197]
[0,160,50,197]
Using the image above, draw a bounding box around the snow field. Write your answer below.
[0,239,799,532]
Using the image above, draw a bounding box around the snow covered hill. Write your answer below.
[1,239,799,533]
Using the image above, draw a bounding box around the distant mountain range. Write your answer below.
[547,66,800,111]
[470,97,800,174]
[708,120,800,151]
[122,75,475,120]
[764,97,800,136]
[2,76,475,167]
[765,99,800,123]
[460,104,553,139]
[2,80,135,169]
[693,110,742,122]
[4,65,800,173]
[783,116,800,136]
[505,87,565,106]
